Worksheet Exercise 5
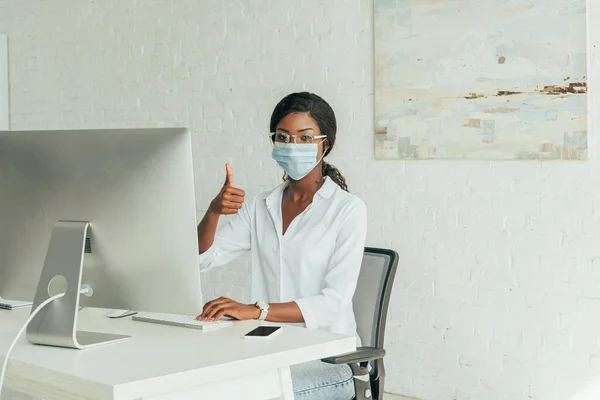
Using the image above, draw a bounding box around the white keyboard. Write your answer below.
[132,312,233,331]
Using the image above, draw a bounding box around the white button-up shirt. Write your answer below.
[198,177,367,343]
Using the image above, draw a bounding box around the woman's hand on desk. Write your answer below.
[197,297,259,321]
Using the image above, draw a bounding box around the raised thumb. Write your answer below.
[225,163,234,186]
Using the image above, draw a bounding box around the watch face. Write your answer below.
[257,301,269,310]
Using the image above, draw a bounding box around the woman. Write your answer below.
[196,92,367,400]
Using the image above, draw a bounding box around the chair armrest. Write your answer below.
[321,346,386,365]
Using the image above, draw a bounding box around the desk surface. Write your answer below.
[1,307,355,400]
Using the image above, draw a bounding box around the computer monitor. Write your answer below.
[0,128,203,348]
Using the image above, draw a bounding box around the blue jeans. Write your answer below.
[290,360,354,400]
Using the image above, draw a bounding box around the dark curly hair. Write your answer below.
[269,92,348,192]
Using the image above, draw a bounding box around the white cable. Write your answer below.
[0,292,65,397]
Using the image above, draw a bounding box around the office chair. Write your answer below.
[322,247,398,400]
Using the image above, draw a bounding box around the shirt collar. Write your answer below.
[317,176,337,199]
[265,176,338,205]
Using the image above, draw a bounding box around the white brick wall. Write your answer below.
[1,1,599,399]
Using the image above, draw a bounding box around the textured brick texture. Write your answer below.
[1,1,599,399]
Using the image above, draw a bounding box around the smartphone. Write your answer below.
[243,326,282,340]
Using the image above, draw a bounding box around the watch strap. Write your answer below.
[258,308,268,321]
[256,301,269,321]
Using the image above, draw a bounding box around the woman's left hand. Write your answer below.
[197,297,259,321]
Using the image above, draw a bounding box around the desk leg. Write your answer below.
[277,367,294,400]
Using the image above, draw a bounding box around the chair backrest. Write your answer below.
[352,247,398,349]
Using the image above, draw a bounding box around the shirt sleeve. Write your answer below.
[198,197,254,272]
[294,199,368,330]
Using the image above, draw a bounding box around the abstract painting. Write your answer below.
[0,34,7,130]
[374,0,587,160]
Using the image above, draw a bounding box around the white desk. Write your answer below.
[0,307,355,400]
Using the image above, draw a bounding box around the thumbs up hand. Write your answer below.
[210,163,245,215]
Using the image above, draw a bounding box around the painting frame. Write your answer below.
[0,34,8,131]
[374,0,588,161]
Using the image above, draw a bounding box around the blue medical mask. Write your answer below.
[271,142,326,181]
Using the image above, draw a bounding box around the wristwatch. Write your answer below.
[255,301,269,321]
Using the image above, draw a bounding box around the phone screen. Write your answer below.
[245,326,281,337]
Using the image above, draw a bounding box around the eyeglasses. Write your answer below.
[267,132,327,146]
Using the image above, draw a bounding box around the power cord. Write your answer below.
[0,292,65,397]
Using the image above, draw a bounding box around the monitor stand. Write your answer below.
[26,221,130,349]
